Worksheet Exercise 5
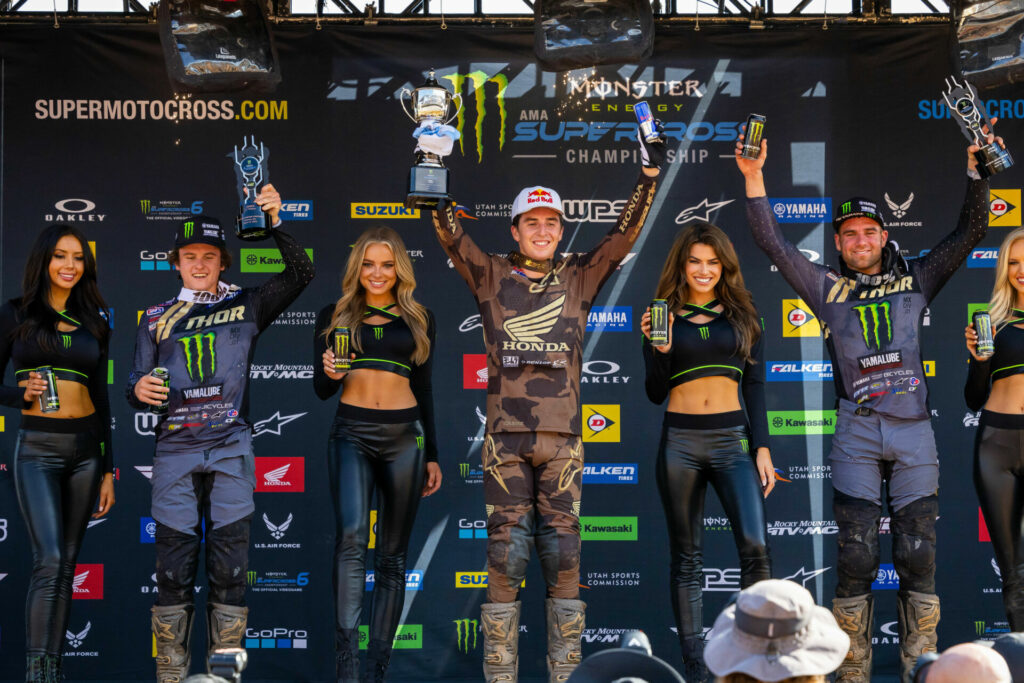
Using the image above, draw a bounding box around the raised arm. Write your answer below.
[915,177,989,300]
[252,227,316,331]
[431,201,493,294]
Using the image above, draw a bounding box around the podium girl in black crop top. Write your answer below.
[640,222,773,681]
[964,226,1024,630]
[313,226,439,683]
[1,224,115,683]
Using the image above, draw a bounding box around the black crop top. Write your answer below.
[313,303,438,462]
[0,300,113,472]
[642,301,770,451]
[965,312,1024,412]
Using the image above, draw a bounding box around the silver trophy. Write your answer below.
[400,70,462,210]
[231,136,273,240]
[942,76,1013,178]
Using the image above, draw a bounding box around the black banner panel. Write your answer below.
[0,23,1022,681]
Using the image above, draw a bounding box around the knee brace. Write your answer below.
[155,522,202,606]
[206,517,251,606]
[892,495,938,594]
[834,490,882,597]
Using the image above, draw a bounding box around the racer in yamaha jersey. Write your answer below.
[736,130,996,683]
[431,126,664,683]
[126,186,314,683]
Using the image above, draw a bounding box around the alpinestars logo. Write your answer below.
[263,513,293,540]
[853,302,893,350]
[66,622,92,648]
[178,332,216,382]
[444,71,508,163]
[885,193,914,219]
[675,198,734,224]
[454,618,478,653]
[253,411,306,437]
[502,294,569,351]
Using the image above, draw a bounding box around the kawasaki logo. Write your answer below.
[453,618,478,653]
[853,302,893,351]
[178,332,216,382]
[183,221,194,239]
[444,71,508,163]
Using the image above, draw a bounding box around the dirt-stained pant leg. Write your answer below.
[484,433,536,603]
[533,433,583,599]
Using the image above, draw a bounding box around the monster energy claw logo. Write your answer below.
[852,302,893,350]
[740,438,749,453]
[61,334,71,349]
[140,200,151,214]
[841,201,852,214]
[247,571,257,585]
[459,463,469,477]
[976,621,986,636]
[183,221,194,239]
[699,326,710,341]
[374,328,384,341]
[416,435,425,450]
[444,71,508,163]
[178,332,216,382]
[454,618,478,652]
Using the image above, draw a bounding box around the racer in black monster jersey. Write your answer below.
[127,185,314,683]
[736,127,1000,682]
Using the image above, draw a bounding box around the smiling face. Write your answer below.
[1007,239,1024,305]
[175,244,225,293]
[48,234,85,296]
[685,242,722,299]
[511,207,563,263]
[834,217,888,275]
[359,242,397,301]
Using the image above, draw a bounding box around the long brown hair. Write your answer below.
[322,226,431,364]
[653,222,761,362]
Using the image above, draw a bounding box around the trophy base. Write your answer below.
[975,143,1014,178]
[235,210,274,242]
[406,165,451,210]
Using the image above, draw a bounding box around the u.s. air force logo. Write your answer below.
[502,294,570,352]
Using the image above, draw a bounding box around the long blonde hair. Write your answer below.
[653,222,761,363]
[322,226,431,365]
[987,227,1024,332]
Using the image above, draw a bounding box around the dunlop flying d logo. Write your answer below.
[502,294,566,348]
[853,302,893,350]
[183,221,194,239]
[454,618,479,653]
[443,71,508,163]
[178,332,217,382]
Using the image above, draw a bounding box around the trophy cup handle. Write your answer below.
[443,93,464,127]
[400,88,419,123]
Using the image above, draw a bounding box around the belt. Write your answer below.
[854,406,874,417]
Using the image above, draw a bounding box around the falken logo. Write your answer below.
[178,332,216,382]
[767,362,833,382]
[675,198,734,224]
[66,622,92,648]
[263,513,293,540]
[253,411,306,437]
[582,464,638,484]
[884,192,914,219]
[968,248,999,268]
[769,198,832,223]
[853,302,893,351]
[502,295,569,351]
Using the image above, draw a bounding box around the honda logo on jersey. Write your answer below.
[255,457,306,492]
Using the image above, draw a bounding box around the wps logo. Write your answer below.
[853,302,893,350]
[443,70,508,163]
[255,457,306,492]
[454,618,479,652]
[782,299,821,337]
[463,354,488,390]
[178,332,216,382]
[583,404,620,442]
[135,412,158,436]
[990,189,1021,227]
[72,564,104,599]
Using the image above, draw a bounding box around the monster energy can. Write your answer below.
[650,299,670,346]
[973,311,995,359]
[742,113,766,160]
[334,327,351,371]
[150,367,170,416]
[634,101,660,143]
[37,366,60,413]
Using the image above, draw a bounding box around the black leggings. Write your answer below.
[328,404,425,645]
[14,415,102,656]
[975,410,1024,630]
[656,411,770,643]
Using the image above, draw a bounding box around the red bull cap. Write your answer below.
[511,185,563,222]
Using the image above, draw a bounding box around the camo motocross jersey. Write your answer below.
[126,229,314,451]
[433,172,658,435]
[748,178,988,420]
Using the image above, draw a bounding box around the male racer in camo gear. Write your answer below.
[126,186,314,683]
[736,129,999,682]
[429,127,664,682]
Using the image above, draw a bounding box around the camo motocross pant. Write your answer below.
[483,431,583,603]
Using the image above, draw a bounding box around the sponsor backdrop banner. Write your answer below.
[0,23,1021,681]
